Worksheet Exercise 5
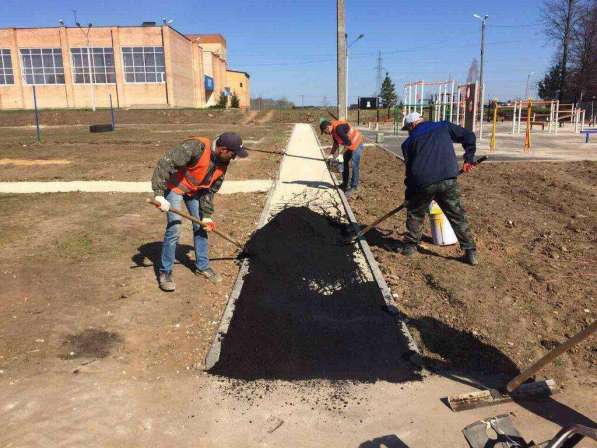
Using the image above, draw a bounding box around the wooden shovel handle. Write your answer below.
[507,320,596,393]
[145,198,244,250]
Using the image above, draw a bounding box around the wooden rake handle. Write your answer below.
[145,198,244,250]
[507,320,596,393]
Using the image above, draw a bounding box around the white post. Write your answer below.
[456,86,461,126]
[512,102,517,134]
[449,80,455,122]
[548,101,553,133]
[440,84,448,121]
[516,100,522,134]
[420,82,425,116]
[555,101,560,135]
[580,109,585,131]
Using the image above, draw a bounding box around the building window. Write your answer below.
[71,48,115,84]
[0,49,14,85]
[20,48,65,84]
[122,47,165,83]
[240,82,243,88]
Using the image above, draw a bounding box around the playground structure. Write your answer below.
[401,80,485,136]
[501,100,587,135]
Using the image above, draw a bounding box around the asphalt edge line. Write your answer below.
[308,125,423,368]
[203,124,295,371]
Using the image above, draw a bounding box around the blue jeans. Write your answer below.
[160,190,209,273]
[343,143,364,188]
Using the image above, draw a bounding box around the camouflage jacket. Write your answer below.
[151,139,226,218]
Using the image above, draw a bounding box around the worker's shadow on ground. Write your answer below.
[131,242,237,278]
[358,435,409,448]
[209,206,422,383]
[405,316,596,430]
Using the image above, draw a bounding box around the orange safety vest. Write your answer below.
[330,120,363,151]
[167,137,227,195]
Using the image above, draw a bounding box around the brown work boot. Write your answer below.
[195,267,222,284]
[159,271,175,292]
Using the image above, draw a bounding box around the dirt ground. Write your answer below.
[0,191,267,380]
[0,123,291,182]
[0,107,328,127]
[349,146,596,388]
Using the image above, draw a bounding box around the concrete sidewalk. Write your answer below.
[0,179,274,194]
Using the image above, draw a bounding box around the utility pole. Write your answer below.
[524,72,535,99]
[474,14,488,139]
[337,0,347,119]
[300,95,304,108]
[375,51,383,96]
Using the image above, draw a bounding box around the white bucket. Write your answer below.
[428,201,458,246]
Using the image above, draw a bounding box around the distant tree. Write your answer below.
[249,97,296,110]
[466,58,479,83]
[217,91,228,108]
[570,0,597,102]
[538,63,564,99]
[230,92,240,108]
[541,0,581,101]
[379,72,397,109]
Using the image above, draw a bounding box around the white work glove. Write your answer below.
[200,217,216,232]
[154,195,170,212]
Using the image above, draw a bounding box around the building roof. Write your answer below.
[227,69,250,79]
[186,33,227,46]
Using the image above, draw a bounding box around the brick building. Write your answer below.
[0,23,250,110]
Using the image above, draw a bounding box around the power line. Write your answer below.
[375,51,383,96]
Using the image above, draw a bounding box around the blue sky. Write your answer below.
[1,0,554,105]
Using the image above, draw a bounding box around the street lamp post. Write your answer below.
[346,33,364,120]
[473,13,488,139]
[77,22,96,112]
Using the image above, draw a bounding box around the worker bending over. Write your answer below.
[151,132,248,291]
[320,119,364,197]
[401,112,478,266]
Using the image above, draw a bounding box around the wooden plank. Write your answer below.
[448,379,559,412]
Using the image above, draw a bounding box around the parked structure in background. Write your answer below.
[0,23,249,110]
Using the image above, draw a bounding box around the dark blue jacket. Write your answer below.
[401,121,476,192]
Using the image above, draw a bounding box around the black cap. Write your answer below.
[216,132,248,158]
[320,120,331,134]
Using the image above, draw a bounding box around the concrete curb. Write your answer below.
[309,125,423,367]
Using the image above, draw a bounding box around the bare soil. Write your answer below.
[0,108,328,127]
[0,191,267,380]
[0,123,291,182]
[349,146,596,387]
